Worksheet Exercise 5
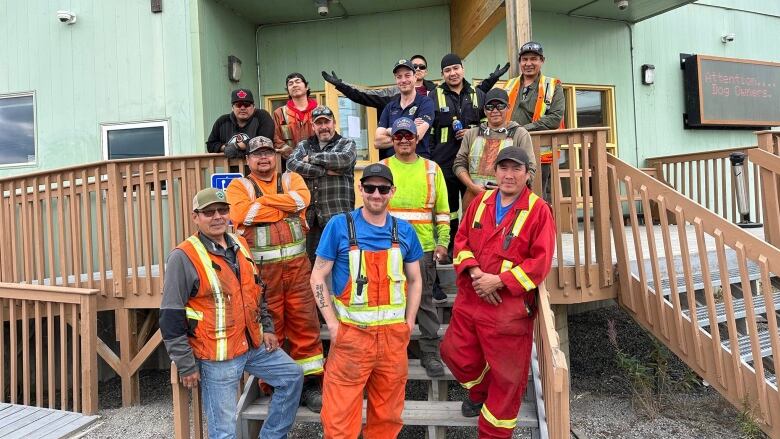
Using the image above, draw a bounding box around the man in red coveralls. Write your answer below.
[441,146,556,439]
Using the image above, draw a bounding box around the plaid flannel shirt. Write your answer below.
[286,133,357,225]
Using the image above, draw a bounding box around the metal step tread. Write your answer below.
[721,328,778,362]
[684,292,780,327]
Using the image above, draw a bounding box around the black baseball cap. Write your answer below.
[494,146,531,168]
[231,89,254,104]
[484,88,509,106]
[360,163,394,185]
[392,58,415,74]
[519,41,544,58]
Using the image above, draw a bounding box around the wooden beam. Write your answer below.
[506,0,531,77]
[450,0,505,59]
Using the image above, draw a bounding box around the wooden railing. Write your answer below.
[170,362,205,439]
[608,152,780,437]
[535,283,570,439]
[0,283,98,415]
[753,131,780,249]
[530,127,614,304]
[646,145,763,224]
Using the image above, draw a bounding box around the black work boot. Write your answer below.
[300,380,323,413]
[461,398,483,417]
[420,351,445,377]
[432,281,448,305]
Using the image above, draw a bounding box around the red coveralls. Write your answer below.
[226,172,325,377]
[441,187,555,438]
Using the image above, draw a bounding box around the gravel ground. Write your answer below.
[81,304,764,438]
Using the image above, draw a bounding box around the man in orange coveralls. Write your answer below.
[226,135,325,412]
[441,146,556,439]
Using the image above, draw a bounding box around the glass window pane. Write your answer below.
[576,90,606,128]
[270,98,286,113]
[337,96,369,161]
[0,95,35,165]
[107,126,165,159]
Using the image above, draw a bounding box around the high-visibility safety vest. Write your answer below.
[178,233,264,362]
[504,74,564,164]
[380,157,448,226]
[467,128,519,187]
[433,86,479,144]
[470,190,541,295]
[236,174,307,263]
[333,213,407,327]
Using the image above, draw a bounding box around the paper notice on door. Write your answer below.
[347,116,361,138]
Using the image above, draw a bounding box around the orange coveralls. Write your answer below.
[226,172,325,377]
[441,188,555,438]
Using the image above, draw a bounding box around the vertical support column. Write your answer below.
[552,304,570,367]
[106,163,128,298]
[505,0,531,77]
[117,308,140,406]
[757,132,780,248]
[80,293,98,415]
[591,130,613,287]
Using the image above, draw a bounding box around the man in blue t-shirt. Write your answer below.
[374,59,435,159]
[310,163,423,438]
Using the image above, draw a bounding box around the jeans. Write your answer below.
[199,347,303,439]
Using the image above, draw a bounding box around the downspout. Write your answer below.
[626,21,641,167]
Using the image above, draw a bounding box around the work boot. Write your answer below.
[432,281,448,305]
[421,351,445,377]
[300,382,322,413]
[461,398,483,417]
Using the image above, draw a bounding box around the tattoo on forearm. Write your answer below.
[314,283,329,309]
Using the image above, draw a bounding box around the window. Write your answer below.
[563,84,617,154]
[336,96,371,161]
[0,93,36,166]
[101,120,169,160]
[263,91,326,114]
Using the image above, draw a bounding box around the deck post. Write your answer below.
[80,293,99,415]
[106,162,128,298]
[117,307,140,406]
[757,132,780,248]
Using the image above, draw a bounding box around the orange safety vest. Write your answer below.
[178,233,264,362]
[504,74,564,164]
[333,214,408,327]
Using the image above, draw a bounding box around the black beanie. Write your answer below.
[440,53,462,70]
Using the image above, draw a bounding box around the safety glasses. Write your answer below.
[392,132,415,141]
[312,107,334,119]
[362,184,393,195]
[198,206,230,217]
[413,64,427,71]
[484,103,508,112]
[233,102,253,108]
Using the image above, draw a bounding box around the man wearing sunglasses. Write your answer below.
[442,146,555,438]
[286,105,357,263]
[225,137,326,413]
[454,88,534,210]
[380,117,450,377]
[160,187,303,439]
[321,56,509,121]
[206,89,275,158]
[311,163,423,438]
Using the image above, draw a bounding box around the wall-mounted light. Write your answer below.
[641,64,655,85]
[721,33,736,43]
[228,56,242,82]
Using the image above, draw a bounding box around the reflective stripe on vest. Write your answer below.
[468,136,513,187]
[185,235,229,361]
[381,158,438,224]
[504,74,560,125]
[436,86,478,144]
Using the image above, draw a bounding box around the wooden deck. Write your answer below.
[0,403,99,438]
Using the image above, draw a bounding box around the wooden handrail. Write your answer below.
[0,283,98,415]
[535,283,570,439]
[645,145,757,164]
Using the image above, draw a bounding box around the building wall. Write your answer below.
[630,1,780,164]
[0,0,200,177]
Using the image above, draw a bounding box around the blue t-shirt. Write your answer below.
[378,93,434,159]
[316,208,423,297]
[495,192,511,224]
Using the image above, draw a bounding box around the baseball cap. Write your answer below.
[519,41,544,58]
[312,105,334,122]
[390,117,415,135]
[494,146,531,168]
[360,163,394,185]
[392,58,415,74]
[231,89,254,104]
[440,53,462,70]
[247,136,274,154]
[484,88,509,106]
[192,188,230,212]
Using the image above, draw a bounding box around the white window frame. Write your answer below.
[0,91,38,169]
[100,119,170,160]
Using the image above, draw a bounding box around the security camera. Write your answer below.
[721,33,736,43]
[56,10,77,24]
[315,0,328,17]
[615,0,629,10]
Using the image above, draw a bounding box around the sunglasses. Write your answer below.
[392,132,415,141]
[362,184,393,195]
[413,64,427,70]
[484,103,508,112]
[198,206,230,217]
[234,102,253,108]
[312,108,334,119]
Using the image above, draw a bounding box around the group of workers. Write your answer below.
[161,40,561,439]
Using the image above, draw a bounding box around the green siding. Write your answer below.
[197,0,259,143]
[0,0,200,177]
